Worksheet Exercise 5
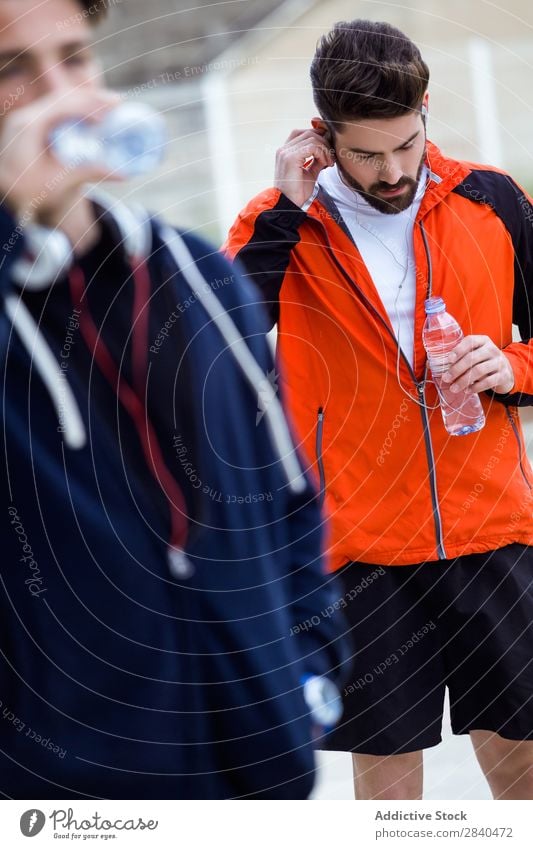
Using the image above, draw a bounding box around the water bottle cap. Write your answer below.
[424,296,446,315]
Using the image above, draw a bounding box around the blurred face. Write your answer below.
[329,111,427,214]
[0,0,102,118]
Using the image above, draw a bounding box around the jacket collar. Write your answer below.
[417,141,471,218]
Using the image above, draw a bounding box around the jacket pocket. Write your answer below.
[506,408,533,490]
[316,407,326,506]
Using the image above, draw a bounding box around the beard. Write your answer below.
[336,151,426,215]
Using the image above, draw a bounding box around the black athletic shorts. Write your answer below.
[324,544,533,756]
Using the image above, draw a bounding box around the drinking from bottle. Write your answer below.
[422,297,485,436]
[49,101,167,179]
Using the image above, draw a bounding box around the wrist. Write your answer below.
[273,181,313,210]
[495,355,515,394]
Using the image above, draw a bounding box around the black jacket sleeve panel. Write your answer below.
[452,171,533,406]
[232,194,307,329]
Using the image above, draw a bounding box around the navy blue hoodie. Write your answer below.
[0,199,350,799]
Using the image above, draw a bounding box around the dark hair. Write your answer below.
[77,0,109,22]
[310,19,429,131]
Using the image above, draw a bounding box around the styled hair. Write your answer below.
[310,19,429,131]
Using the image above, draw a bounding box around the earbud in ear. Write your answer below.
[421,104,428,125]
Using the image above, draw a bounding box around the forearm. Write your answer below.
[223,189,306,328]
[492,341,533,406]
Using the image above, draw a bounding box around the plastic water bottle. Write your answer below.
[301,674,343,732]
[422,296,485,436]
[49,101,167,178]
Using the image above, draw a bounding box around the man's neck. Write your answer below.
[38,192,101,258]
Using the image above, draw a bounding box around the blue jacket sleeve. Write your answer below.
[184,233,352,688]
[0,204,26,361]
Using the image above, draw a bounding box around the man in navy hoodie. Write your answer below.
[0,0,348,799]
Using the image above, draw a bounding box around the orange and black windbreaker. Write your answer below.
[224,142,533,570]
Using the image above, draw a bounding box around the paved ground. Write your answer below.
[311,696,491,800]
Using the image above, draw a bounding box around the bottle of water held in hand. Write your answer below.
[50,102,167,179]
[422,296,485,436]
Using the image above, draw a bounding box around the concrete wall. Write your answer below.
[220,0,533,230]
[97,0,284,87]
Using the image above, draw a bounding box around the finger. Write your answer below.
[443,347,494,383]
[48,104,119,147]
[18,93,120,157]
[0,92,119,167]
[302,143,332,167]
[448,362,500,393]
[285,128,310,143]
[294,140,334,167]
[466,373,506,394]
[303,157,331,180]
[277,141,333,171]
[283,129,332,151]
[447,334,489,364]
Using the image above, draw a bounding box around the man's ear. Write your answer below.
[311,116,329,134]
[311,117,335,156]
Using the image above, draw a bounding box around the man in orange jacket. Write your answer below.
[224,19,533,799]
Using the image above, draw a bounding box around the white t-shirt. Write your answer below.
[316,164,428,368]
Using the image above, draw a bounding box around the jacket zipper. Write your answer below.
[505,408,533,490]
[316,407,326,506]
[309,214,447,559]
[415,376,446,559]
[418,222,447,558]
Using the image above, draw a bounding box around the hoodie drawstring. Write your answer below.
[159,226,307,496]
[4,294,87,450]
[68,261,190,576]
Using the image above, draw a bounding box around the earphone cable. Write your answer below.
[338,165,440,409]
